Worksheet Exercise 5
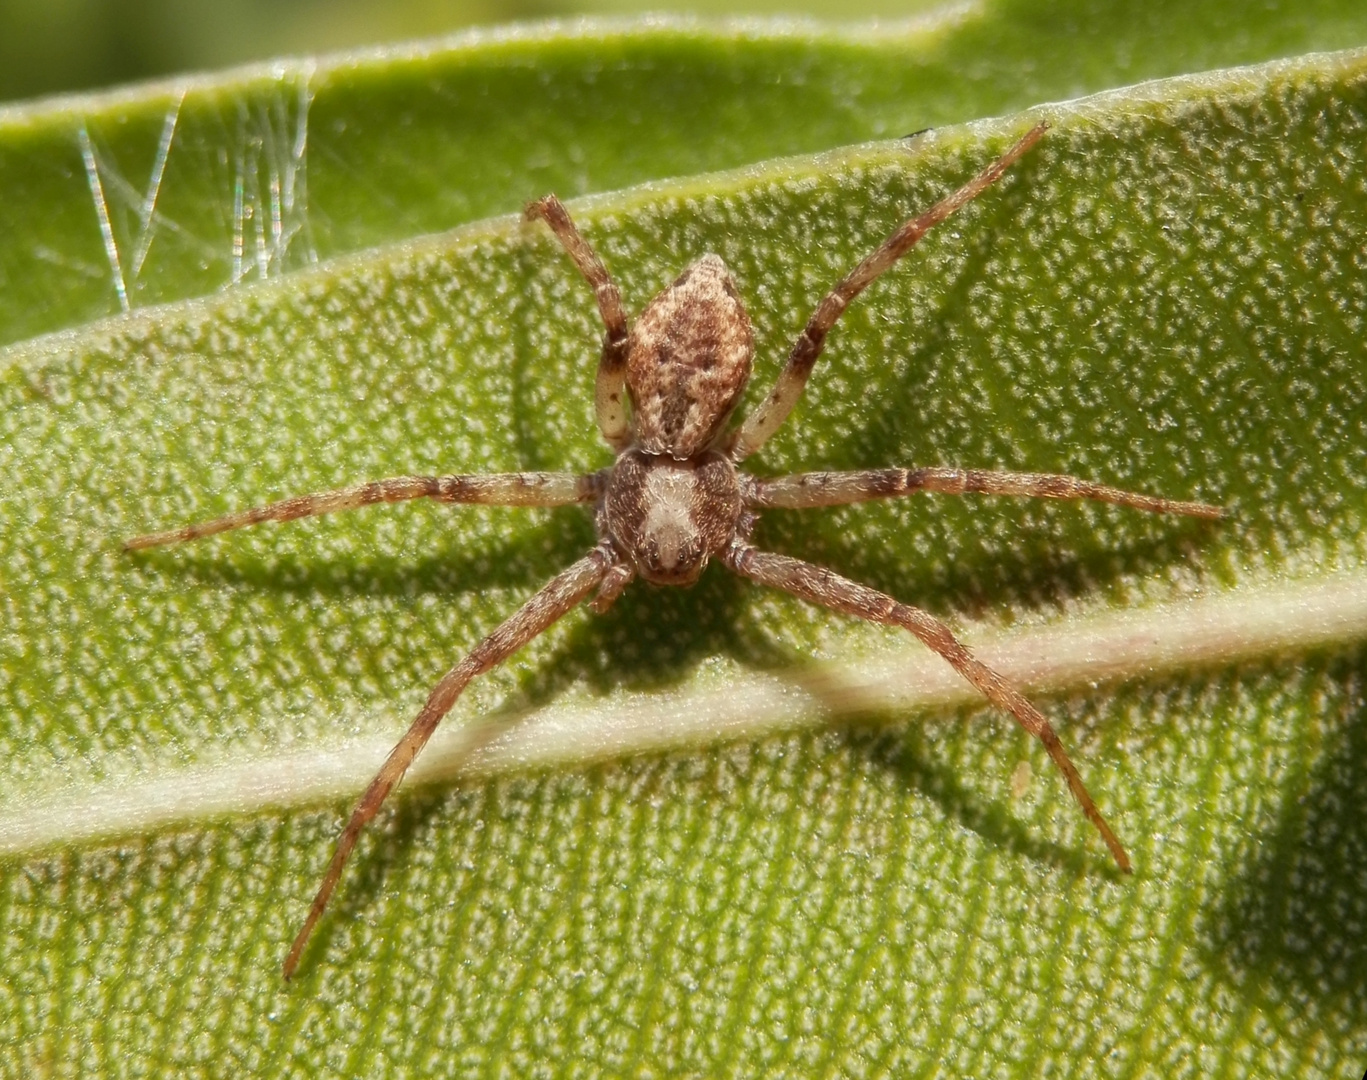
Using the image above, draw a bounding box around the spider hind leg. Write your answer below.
[724,542,1131,872]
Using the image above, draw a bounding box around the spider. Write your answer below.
[126,120,1222,979]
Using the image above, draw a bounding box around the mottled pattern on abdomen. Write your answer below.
[627,254,754,458]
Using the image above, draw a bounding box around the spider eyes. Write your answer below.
[641,504,699,571]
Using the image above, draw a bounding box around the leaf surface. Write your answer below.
[2,22,1367,1080]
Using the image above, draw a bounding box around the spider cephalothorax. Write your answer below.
[126,121,1222,979]
[602,448,741,586]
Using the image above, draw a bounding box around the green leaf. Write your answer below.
[4,24,1367,1080]
[6,0,1367,346]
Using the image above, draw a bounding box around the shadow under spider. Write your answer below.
[831,715,1104,875]
[142,477,1215,894]
[137,507,597,600]
[753,494,1216,618]
[526,561,792,698]
[1204,645,1367,1015]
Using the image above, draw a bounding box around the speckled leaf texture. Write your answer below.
[3,13,1367,1080]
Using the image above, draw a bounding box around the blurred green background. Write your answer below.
[0,0,948,102]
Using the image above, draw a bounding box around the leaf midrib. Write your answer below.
[4,567,1363,857]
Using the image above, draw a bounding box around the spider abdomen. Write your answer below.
[627,254,754,459]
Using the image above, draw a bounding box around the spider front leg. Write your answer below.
[124,472,599,549]
[747,466,1224,519]
[283,545,616,980]
[728,121,1049,462]
[525,195,632,451]
[723,543,1131,872]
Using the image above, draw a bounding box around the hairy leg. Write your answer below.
[283,545,614,979]
[525,195,632,450]
[728,122,1049,462]
[746,466,1223,518]
[125,472,600,549]
[724,542,1131,872]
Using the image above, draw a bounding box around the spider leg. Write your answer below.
[728,121,1049,462]
[589,563,636,614]
[124,471,600,549]
[283,544,616,979]
[747,466,1223,518]
[525,195,632,451]
[723,542,1131,872]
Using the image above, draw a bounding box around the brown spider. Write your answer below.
[126,121,1222,979]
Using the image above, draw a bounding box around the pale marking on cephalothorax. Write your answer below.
[640,463,700,572]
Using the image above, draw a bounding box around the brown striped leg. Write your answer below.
[124,472,600,550]
[723,542,1131,872]
[283,545,615,979]
[728,122,1050,463]
[746,466,1224,518]
[525,195,632,451]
